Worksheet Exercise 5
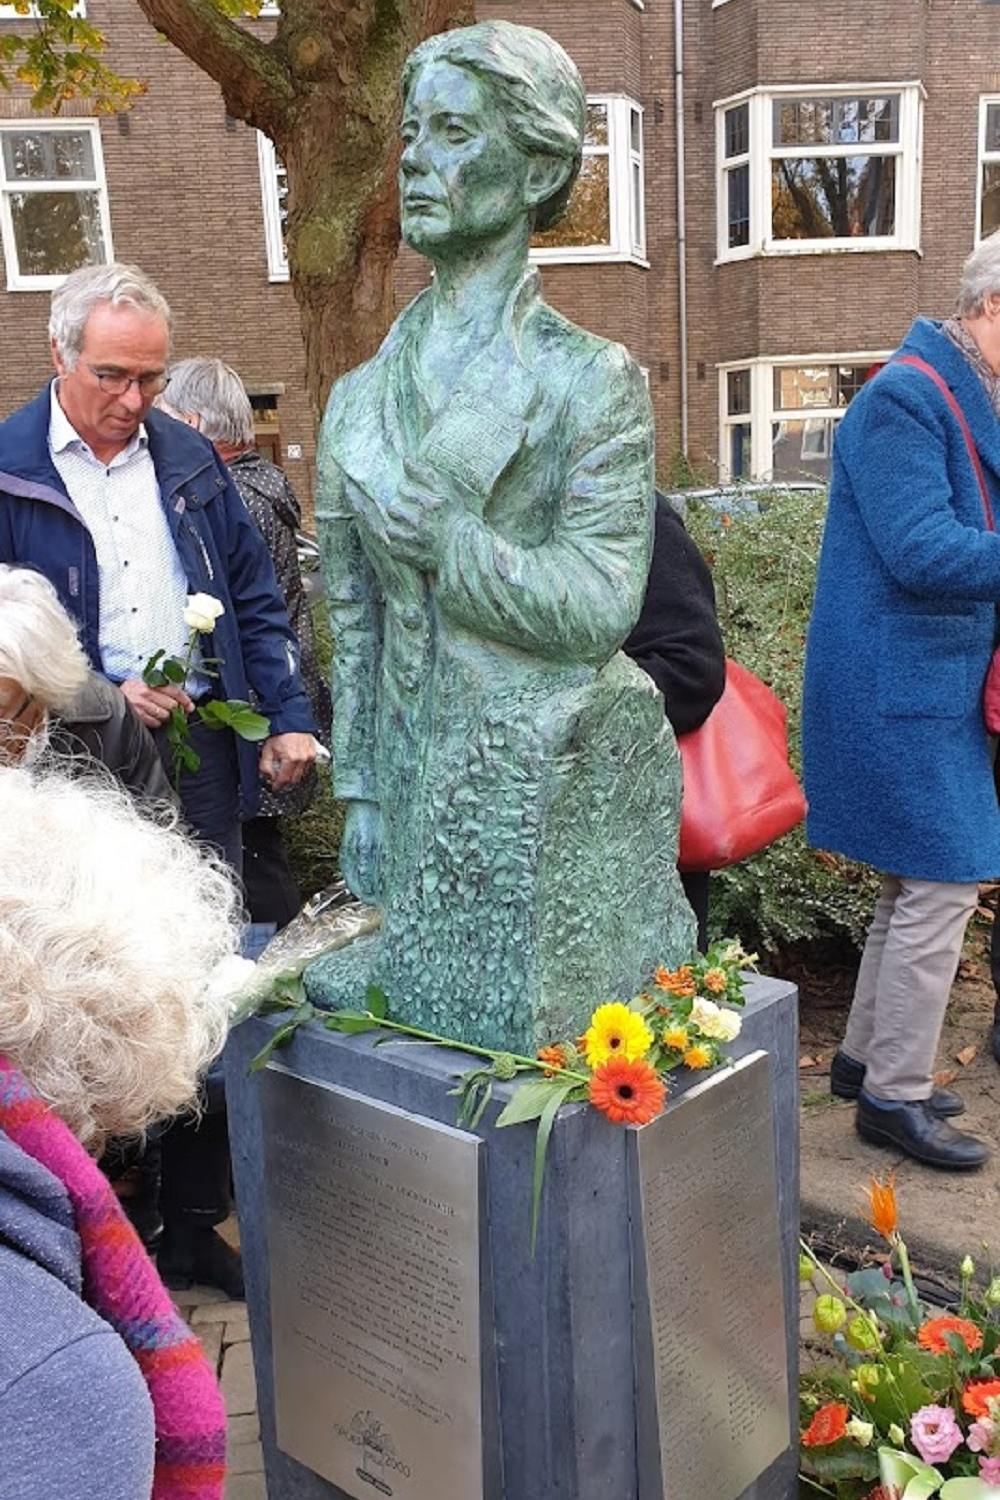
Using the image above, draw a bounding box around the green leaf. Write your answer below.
[161,656,186,685]
[802,1438,879,1483]
[141,649,164,680]
[323,1009,380,1034]
[529,1082,575,1254]
[248,1001,316,1073]
[495,1078,568,1129]
[145,668,168,688]
[178,742,201,774]
[365,985,388,1019]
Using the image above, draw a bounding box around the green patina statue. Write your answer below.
[306,20,695,1052]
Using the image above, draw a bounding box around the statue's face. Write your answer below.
[400,60,531,257]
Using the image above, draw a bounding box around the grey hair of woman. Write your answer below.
[164,357,255,448]
[49,262,172,368]
[401,20,586,232]
[957,229,1000,317]
[0,564,89,713]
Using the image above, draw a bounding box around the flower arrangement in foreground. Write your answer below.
[800,1175,1000,1499]
[251,940,753,1247]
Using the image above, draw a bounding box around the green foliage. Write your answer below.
[0,0,145,113]
[684,491,880,956]
[280,598,346,897]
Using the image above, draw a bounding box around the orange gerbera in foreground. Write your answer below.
[918,1316,984,1356]
[589,1057,666,1125]
[801,1402,849,1448]
[962,1378,1000,1419]
[866,1173,898,1241]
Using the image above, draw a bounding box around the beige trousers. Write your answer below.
[842,875,979,1101]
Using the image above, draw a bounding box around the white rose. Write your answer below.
[846,1418,874,1447]
[689,997,724,1036]
[184,592,226,633]
[713,1008,742,1042]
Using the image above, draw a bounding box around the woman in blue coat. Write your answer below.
[803,231,1000,1169]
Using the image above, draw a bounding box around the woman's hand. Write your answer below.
[382,458,461,571]
[340,799,383,904]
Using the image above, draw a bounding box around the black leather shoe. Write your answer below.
[856,1091,989,1170]
[158,1226,245,1299]
[830,1049,964,1117]
[991,999,1000,1066]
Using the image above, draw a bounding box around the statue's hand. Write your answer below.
[340,799,383,904]
[383,458,460,570]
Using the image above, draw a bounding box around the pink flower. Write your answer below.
[980,1455,1000,1483]
[968,1417,996,1454]
[910,1405,964,1465]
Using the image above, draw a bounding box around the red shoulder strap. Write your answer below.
[895,353,995,532]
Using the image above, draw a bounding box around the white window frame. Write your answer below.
[0,118,112,291]
[0,1,84,15]
[976,95,1000,245]
[257,131,288,282]
[715,83,923,264]
[531,94,647,267]
[717,352,892,482]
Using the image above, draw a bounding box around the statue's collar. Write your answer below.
[409,265,541,366]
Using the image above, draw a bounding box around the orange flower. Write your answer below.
[662,1025,690,1052]
[702,966,728,995]
[537,1044,569,1078]
[962,1378,1000,1419]
[589,1057,666,1126]
[683,1043,712,1070]
[653,964,697,999]
[866,1174,898,1241]
[801,1401,849,1447]
[918,1316,984,1356]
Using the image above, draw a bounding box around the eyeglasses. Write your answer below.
[84,363,170,397]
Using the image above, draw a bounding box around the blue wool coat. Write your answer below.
[802,318,1000,882]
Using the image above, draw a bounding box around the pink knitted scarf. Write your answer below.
[0,1057,227,1500]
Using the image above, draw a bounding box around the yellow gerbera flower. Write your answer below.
[683,1043,712,1070]
[583,1002,653,1068]
[662,1025,690,1052]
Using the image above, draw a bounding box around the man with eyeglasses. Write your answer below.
[0,261,317,869]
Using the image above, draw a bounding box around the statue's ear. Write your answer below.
[523,155,572,214]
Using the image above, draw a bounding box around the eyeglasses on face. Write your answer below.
[83,363,171,397]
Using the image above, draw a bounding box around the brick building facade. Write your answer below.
[0,0,997,507]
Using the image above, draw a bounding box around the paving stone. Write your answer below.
[227,1415,260,1446]
[227,1440,264,1475]
[196,1322,225,1376]
[220,1340,257,1418]
[186,1283,230,1305]
[223,1311,251,1345]
[192,1299,248,1327]
[224,1473,266,1500]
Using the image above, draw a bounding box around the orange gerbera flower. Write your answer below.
[537,1045,569,1077]
[683,1043,712,1070]
[866,1174,898,1242]
[653,964,697,998]
[801,1401,849,1448]
[918,1316,984,1356]
[589,1057,666,1125]
[962,1378,1000,1419]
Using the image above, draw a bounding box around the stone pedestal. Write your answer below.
[226,974,800,1500]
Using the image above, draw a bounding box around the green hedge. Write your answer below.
[684,491,879,956]
[280,602,345,899]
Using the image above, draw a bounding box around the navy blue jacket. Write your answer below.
[803,318,1000,881]
[0,388,316,816]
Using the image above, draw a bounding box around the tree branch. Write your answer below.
[133,0,296,136]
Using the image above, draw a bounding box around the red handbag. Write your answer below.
[895,355,1000,733]
[677,659,807,872]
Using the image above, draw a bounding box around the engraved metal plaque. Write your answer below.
[630,1052,789,1500]
[261,1067,485,1500]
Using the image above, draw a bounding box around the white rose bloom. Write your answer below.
[689,996,742,1042]
[713,1008,743,1042]
[184,592,226,633]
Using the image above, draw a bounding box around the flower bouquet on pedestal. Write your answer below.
[800,1176,1000,1499]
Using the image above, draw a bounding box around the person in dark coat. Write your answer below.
[623,493,726,947]
[159,358,330,935]
[802,230,1000,1170]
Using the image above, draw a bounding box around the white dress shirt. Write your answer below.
[48,382,194,684]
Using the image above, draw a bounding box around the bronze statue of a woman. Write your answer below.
[309,21,694,1051]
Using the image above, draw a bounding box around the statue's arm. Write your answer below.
[434,345,654,667]
[315,434,380,805]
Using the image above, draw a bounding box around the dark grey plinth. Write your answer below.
[226,974,799,1500]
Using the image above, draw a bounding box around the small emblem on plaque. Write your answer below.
[332,1410,412,1495]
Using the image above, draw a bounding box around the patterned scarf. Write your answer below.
[943,317,1000,417]
[0,1058,227,1500]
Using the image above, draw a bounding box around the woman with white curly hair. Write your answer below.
[0,764,246,1500]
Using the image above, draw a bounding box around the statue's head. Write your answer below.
[399,21,586,260]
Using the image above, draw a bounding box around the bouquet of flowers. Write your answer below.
[800,1176,1000,1499]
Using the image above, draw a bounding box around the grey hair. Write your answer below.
[164,357,255,447]
[0,565,89,713]
[0,764,244,1150]
[49,262,172,367]
[401,21,586,232]
[956,230,1000,317]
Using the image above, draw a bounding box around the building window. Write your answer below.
[716,84,923,262]
[0,120,111,290]
[978,97,1000,242]
[531,96,646,264]
[718,356,888,482]
[257,131,288,281]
